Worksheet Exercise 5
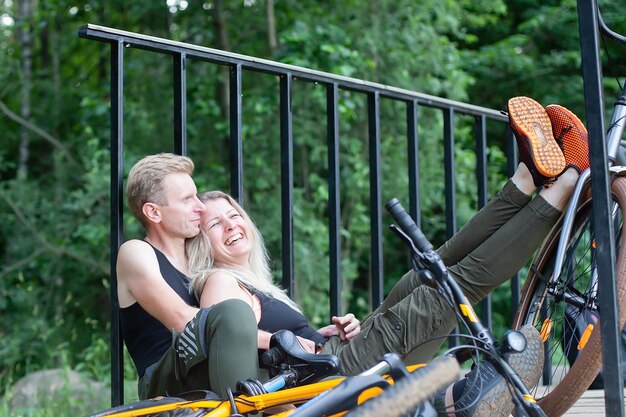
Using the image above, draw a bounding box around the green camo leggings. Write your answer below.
[138,299,259,399]
[321,180,561,374]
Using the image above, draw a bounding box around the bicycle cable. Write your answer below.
[226,387,244,417]
[598,4,624,92]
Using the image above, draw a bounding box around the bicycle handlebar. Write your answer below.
[385,198,433,253]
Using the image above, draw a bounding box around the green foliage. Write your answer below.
[0,335,138,416]
[0,0,616,410]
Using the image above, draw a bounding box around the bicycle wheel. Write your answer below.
[343,355,459,417]
[513,175,626,416]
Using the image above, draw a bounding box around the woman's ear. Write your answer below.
[142,202,162,224]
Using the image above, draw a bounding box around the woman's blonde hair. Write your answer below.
[186,191,300,312]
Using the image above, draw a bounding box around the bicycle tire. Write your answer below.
[343,355,460,417]
[513,175,626,416]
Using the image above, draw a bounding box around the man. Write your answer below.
[116,153,259,399]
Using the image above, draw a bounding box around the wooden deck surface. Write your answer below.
[562,388,626,416]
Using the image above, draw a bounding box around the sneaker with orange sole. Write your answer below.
[507,96,566,187]
[545,104,590,173]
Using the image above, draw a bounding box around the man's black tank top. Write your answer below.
[119,243,198,377]
[256,291,325,345]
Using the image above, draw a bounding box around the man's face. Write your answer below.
[152,172,205,238]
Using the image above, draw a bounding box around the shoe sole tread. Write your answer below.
[508,97,566,178]
[465,325,543,417]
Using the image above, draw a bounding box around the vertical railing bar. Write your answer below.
[110,39,124,407]
[443,107,459,347]
[475,116,488,208]
[229,64,244,205]
[280,73,295,298]
[475,116,492,327]
[506,128,521,313]
[327,83,341,318]
[578,0,624,414]
[368,92,384,308]
[173,52,187,155]
[407,100,421,227]
[506,129,519,177]
[443,108,457,239]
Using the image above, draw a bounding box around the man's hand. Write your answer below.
[318,313,361,341]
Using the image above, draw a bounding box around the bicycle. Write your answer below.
[511,8,626,417]
[86,329,460,417]
[86,197,547,417]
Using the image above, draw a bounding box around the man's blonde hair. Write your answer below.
[126,153,194,227]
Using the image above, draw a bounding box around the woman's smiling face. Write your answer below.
[201,197,252,267]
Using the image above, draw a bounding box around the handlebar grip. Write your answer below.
[385,198,433,252]
[261,347,285,368]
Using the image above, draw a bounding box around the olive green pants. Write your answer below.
[322,180,561,374]
[138,299,259,399]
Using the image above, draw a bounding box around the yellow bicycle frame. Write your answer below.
[93,364,426,417]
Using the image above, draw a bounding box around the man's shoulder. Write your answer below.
[117,239,159,274]
[118,239,156,258]
[119,238,150,251]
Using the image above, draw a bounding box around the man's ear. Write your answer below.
[142,202,162,224]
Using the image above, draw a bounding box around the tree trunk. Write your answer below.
[51,17,61,129]
[267,0,278,55]
[17,0,34,181]
[213,0,231,115]
[212,0,231,160]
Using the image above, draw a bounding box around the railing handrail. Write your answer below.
[79,24,506,121]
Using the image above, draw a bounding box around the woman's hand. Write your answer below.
[318,313,361,341]
[296,335,317,353]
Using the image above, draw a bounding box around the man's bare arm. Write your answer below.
[116,239,198,332]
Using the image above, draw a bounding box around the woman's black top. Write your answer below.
[256,291,326,346]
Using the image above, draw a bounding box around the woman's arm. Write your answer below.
[199,270,253,308]
[199,271,318,353]
[258,329,275,350]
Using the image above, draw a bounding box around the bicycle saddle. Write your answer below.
[261,329,341,384]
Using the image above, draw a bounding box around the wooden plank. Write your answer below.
[563,389,626,416]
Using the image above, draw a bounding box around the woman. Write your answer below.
[186,189,361,354]
[186,96,588,416]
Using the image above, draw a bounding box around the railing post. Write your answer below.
[173,52,187,156]
[443,108,457,239]
[229,64,244,204]
[110,39,125,407]
[578,0,624,415]
[280,73,295,298]
[475,116,492,326]
[407,100,421,227]
[506,129,521,313]
[327,83,341,318]
[368,92,383,308]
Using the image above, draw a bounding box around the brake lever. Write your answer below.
[391,224,449,294]
[389,224,421,257]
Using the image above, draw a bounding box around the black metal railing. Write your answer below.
[578,0,624,415]
[79,24,515,405]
